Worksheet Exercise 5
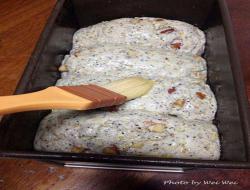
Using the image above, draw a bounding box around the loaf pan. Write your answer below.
[0,0,250,171]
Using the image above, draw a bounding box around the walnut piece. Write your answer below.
[160,28,175,34]
[144,121,166,133]
[103,145,120,155]
[193,55,203,61]
[172,99,186,108]
[58,65,68,72]
[131,142,144,149]
[170,42,182,49]
[196,92,206,100]
[148,123,166,133]
[71,146,85,153]
[168,87,176,94]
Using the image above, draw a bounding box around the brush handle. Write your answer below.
[0,87,93,115]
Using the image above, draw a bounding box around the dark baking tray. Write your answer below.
[1,0,250,170]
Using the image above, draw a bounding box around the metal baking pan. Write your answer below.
[1,0,250,171]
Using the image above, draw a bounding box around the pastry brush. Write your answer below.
[0,77,154,115]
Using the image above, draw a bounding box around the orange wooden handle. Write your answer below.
[0,87,92,115]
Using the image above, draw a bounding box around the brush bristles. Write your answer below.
[102,77,154,100]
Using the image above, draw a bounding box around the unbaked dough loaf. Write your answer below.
[34,110,220,160]
[73,17,205,55]
[61,44,207,82]
[57,75,216,121]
